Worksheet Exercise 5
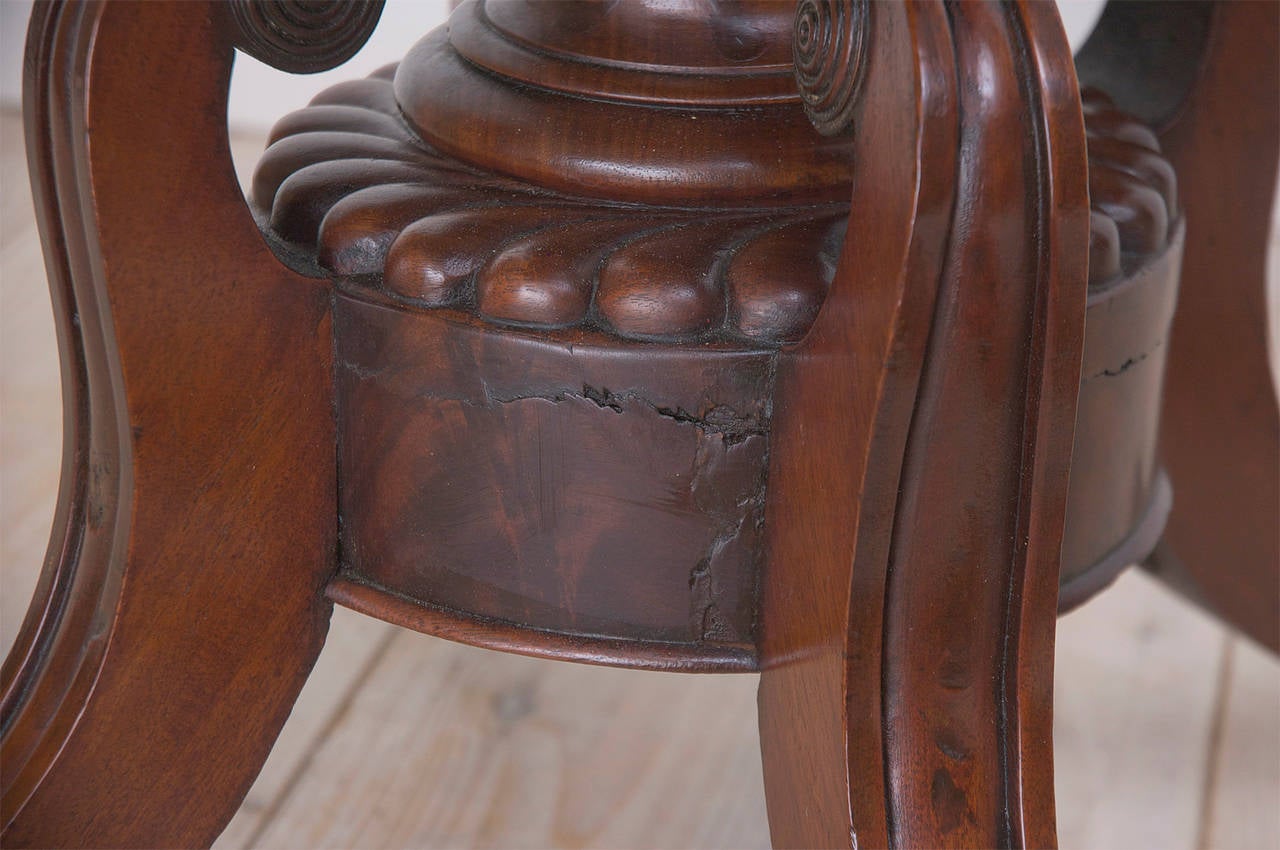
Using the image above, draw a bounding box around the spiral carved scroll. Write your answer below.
[793,0,869,136]
[229,0,385,74]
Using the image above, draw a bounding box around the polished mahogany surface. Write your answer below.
[5,0,1274,847]
[250,2,1182,667]
[1,2,366,845]
[1078,1,1280,651]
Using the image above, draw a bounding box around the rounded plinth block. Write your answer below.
[1060,227,1184,608]
[250,8,1185,668]
[334,293,771,669]
[1058,88,1185,607]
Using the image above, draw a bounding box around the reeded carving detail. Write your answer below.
[1082,88,1179,287]
[229,0,385,74]
[793,0,869,136]
[253,75,1175,342]
[255,70,845,347]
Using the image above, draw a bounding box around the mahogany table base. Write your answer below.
[1,1,1275,848]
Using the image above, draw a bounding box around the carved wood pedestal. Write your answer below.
[2,1,1275,848]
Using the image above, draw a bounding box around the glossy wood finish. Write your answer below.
[333,301,772,665]
[252,71,847,346]
[756,3,1089,846]
[246,0,843,671]
[0,2,375,846]
[1078,1,1280,652]
[254,1,1181,673]
[394,1,850,205]
[6,0,1270,846]
[1060,87,1182,606]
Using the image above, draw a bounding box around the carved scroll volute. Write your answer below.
[793,0,870,136]
[761,1,1088,848]
[229,0,385,73]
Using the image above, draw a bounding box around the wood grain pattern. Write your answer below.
[1087,1,1280,653]
[1059,232,1182,608]
[334,299,774,665]
[1054,572,1230,850]
[253,66,847,347]
[253,42,1174,347]
[235,630,773,850]
[395,1,849,205]
[243,0,1187,687]
[5,0,1273,844]
[1202,637,1280,850]
[2,108,1277,850]
[210,572,1265,850]
[0,2,377,846]
[213,608,396,850]
[756,2,1089,847]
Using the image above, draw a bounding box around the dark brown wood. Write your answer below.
[756,2,1089,847]
[1078,1,1280,652]
[1058,86,1184,606]
[334,297,772,661]
[8,0,1266,846]
[244,4,846,669]
[229,0,385,74]
[252,65,848,346]
[0,1,378,846]
[327,576,758,672]
[253,5,1183,675]
[1059,229,1182,609]
[394,1,850,205]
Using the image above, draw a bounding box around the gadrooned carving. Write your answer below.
[253,73,1176,345]
[254,67,847,347]
[1081,87,1179,288]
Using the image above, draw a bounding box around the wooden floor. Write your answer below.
[2,111,1278,849]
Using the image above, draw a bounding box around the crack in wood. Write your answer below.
[1087,339,1164,380]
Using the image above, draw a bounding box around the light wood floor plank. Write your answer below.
[214,609,397,850]
[1203,638,1280,850]
[0,111,57,658]
[0,115,35,252]
[1055,571,1228,850]
[249,629,772,849]
[245,572,1244,850]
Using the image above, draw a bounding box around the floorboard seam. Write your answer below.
[1195,635,1235,850]
[241,624,402,849]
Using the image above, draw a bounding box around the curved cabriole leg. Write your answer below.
[1077,1,1280,652]
[758,2,1089,848]
[0,3,377,846]
[1159,0,1280,654]
[1154,1,1280,651]
[1159,3,1280,651]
